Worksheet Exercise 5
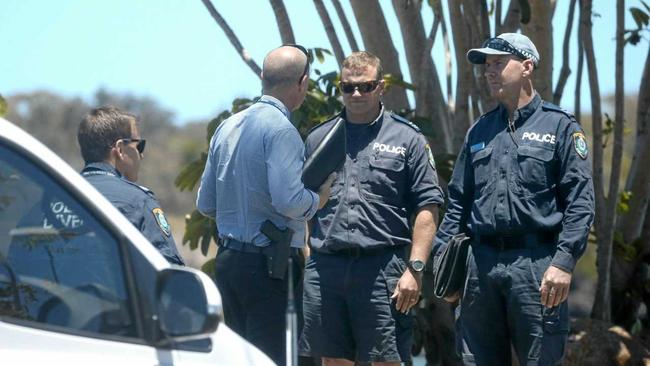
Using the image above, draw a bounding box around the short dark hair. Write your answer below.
[77,106,137,164]
[342,51,383,79]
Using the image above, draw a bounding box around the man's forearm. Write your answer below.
[410,204,438,262]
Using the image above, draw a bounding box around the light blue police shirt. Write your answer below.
[196,95,319,248]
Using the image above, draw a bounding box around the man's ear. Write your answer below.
[522,59,535,78]
[113,140,125,160]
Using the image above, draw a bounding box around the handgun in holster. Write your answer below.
[260,220,294,280]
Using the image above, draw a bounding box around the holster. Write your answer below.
[260,220,294,280]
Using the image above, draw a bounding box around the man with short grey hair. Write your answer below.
[196,45,334,365]
[434,33,594,365]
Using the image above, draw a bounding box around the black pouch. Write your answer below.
[260,220,293,280]
[433,233,471,298]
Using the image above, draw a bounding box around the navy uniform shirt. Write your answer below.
[81,162,184,265]
[434,94,595,272]
[306,105,445,251]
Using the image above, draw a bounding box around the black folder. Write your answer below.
[302,117,346,191]
[433,233,471,299]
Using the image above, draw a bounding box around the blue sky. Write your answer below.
[1,1,647,124]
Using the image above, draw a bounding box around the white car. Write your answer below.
[0,117,275,365]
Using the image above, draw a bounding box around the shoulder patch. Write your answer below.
[390,113,421,132]
[425,144,436,169]
[542,101,579,124]
[152,207,171,237]
[572,131,589,160]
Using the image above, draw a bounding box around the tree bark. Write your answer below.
[314,0,345,67]
[501,0,522,33]
[434,0,454,112]
[332,0,359,52]
[495,0,503,34]
[621,46,650,244]
[553,0,577,104]
[392,0,451,153]
[269,0,295,44]
[521,0,554,101]
[448,0,473,152]
[349,0,410,111]
[574,15,584,122]
[200,0,262,77]
[463,0,495,114]
[582,0,609,322]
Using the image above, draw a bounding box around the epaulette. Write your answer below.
[541,101,579,124]
[122,177,155,196]
[390,112,421,132]
[307,113,341,135]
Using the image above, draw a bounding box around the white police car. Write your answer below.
[0,117,274,365]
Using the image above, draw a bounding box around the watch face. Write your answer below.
[410,260,425,272]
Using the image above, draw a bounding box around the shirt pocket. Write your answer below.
[360,154,406,205]
[470,146,494,193]
[515,145,555,194]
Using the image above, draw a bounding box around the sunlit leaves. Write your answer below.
[0,94,7,117]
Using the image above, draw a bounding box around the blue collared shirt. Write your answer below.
[196,95,319,247]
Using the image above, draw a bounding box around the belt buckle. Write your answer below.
[347,247,362,258]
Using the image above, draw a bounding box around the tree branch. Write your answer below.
[553,0,577,104]
[314,0,345,67]
[200,0,262,77]
[331,0,359,52]
[269,0,296,44]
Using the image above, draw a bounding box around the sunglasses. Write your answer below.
[339,80,380,94]
[120,138,146,154]
[482,37,538,66]
[284,44,312,83]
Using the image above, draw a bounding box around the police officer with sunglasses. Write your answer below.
[300,51,445,365]
[77,105,184,265]
[433,33,595,365]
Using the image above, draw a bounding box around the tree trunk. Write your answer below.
[313,0,345,67]
[434,0,455,112]
[349,0,410,111]
[200,0,262,77]
[574,15,584,122]
[582,0,609,322]
[447,0,476,152]
[392,0,451,153]
[620,46,650,244]
[521,0,554,101]
[553,0,577,104]
[495,0,503,34]
[501,0,521,34]
[463,0,495,114]
[269,0,295,44]
[332,0,359,52]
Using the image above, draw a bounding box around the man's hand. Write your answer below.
[317,172,337,209]
[539,265,572,308]
[391,269,422,313]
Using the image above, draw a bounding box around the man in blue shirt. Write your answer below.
[77,106,184,265]
[196,45,334,365]
[434,33,595,365]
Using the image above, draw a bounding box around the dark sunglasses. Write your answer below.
[339,80,380,94]
[482,37,538,66]
[284,44,312,83]
[120,138,146,154]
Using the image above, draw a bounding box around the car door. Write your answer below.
[0,137,171,366]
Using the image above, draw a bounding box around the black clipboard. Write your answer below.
[433,233,471,299]
[302,118,346,191]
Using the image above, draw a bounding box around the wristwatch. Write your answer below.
[408,259,426,273]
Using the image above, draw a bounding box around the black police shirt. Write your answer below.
[81,162,184,265]
[435,94,595,272]
[305,106,444,251]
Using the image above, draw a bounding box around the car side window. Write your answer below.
[0,144,137,339]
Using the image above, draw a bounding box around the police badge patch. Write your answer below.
[152,208,171,237]
[425,144,436,169]
[573,132,589,160]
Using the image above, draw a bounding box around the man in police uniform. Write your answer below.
[434,33,595,365]
[300,51,445,365]
[77,106,184,265]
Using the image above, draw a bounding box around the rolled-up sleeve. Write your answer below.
[196,135,217,218]
[266,127,319,220]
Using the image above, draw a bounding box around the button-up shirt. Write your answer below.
[197,95,319,248]
[434,94,595,272]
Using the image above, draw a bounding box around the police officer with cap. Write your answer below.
[433,33,595,365]
[77,106,184,265]
[300,51,445,365]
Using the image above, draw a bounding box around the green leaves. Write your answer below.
[618,191,633,214]
[0,94,6,117]
[182,209,217,256]
[383,73,416,92]
[174,152,207,192]
[626,1,650,45]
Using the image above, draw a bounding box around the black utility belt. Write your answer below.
[317,245,405,258]
[219,238,301,256]
[477,231,557,250]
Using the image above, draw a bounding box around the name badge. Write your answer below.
[470,142,485,153]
